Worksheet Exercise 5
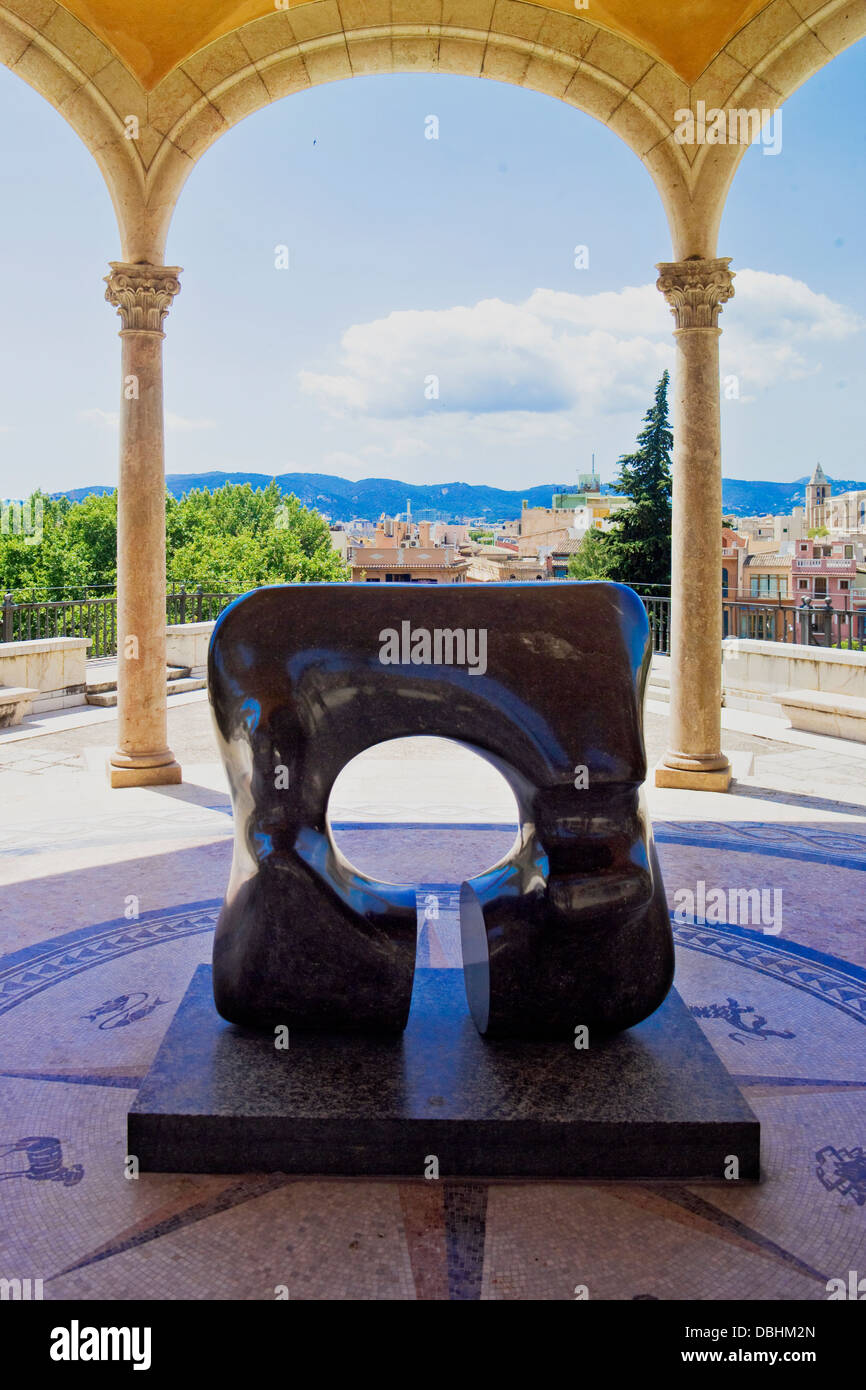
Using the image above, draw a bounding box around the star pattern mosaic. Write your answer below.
[1,812,865,1300]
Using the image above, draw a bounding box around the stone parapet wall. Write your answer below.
[0,637,90,713]
[722,637,866,717]
[165,622,215,678]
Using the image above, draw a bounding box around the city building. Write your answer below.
[730,509,805,546]
[328,525,349,563]
[735,475,866,546]
[721,527,751,600]
[729,536,866,643]
[347,514,469,583]
[548,539,587,580]
[828,488,866,535]
[790,535,866,617]
[435,523,472,548]
[465,550,548,583]
[517,481,630,559]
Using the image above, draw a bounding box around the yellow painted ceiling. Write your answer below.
[62,0,771,90]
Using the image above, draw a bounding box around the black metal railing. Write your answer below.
[632,596,866,657]
[2,592,118,657]
[166,584,240,626]
[2,584,243,658]
[2,588,862,662]
[723,597,866,650]
[637,596,671,655]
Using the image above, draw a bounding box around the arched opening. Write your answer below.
[327,736,520,898]
[163,71,670,494]
[718,39,866,490]
[328,735,521,975]
[0,64,118,502]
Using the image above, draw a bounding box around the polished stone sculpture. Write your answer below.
[208,582,673,1038]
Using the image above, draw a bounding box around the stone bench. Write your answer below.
[780,688,866,742]
[0,686,40,728]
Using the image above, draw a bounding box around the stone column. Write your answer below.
[104,262,182,788]
[654,257,735,792]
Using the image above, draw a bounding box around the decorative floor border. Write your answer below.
[674,918,866,1025]
[1,897,864,1026]
[0,903,219,1018]
[654,820,866,871]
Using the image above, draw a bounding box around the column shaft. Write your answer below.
[654,257,735,793]
[104,263,182,788]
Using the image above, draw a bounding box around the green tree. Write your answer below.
[166,483,347,587]
[1,482,348,597]
[0,492,100,597]
[602,370,673,590]
[567,527,613,580]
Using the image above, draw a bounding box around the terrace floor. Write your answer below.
[1,690,865,1300]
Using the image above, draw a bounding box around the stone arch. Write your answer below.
[0,2,146,252]
[681,0,866,256]
[2,0,865,261]
[143,9,695,262]
[2,0,865,800]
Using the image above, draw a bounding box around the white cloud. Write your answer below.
[299,272,863,422]
[322,451,369,478]
[79,409,215,431]
[361,436,432,459]
[720,269,863,391]
[165,413,216,431]
[79,407,119,428]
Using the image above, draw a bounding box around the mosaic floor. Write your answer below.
[1,709,865,1300]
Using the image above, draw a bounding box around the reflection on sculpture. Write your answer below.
[208,582,673,1038]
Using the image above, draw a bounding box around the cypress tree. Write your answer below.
[603,370,673,590]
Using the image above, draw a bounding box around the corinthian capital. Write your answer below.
[655,257,734,329]
[104,262,182,333]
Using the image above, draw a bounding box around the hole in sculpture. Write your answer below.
[326,736,521,888]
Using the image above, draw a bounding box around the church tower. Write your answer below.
[805,463,830,530]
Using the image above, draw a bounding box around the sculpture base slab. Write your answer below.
[129,966,759,1180]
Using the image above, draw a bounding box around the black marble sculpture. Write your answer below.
[208,581,673,1038]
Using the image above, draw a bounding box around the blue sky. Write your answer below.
[0,36,864,498]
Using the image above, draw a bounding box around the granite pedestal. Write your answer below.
[129,967,760,1180]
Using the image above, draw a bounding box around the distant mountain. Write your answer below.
[720,476,866,515]
[51,471,866,521]
[56,484,116,502]
[53,472,608,521]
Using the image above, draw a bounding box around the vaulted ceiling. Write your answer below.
[61,0,772,89]
[3,0,861,260]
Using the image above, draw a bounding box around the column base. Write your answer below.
[109,752,183,789]
[654,759,732,792]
